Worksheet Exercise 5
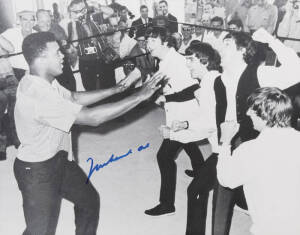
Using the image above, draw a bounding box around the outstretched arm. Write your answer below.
[71,69,142,106]
[74,73,165,126]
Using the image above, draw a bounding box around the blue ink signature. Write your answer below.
[86,143,150,184]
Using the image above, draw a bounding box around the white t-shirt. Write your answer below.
[14,74,82,162]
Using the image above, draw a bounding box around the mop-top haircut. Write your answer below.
[145,26,168,43]
[22,32,57,66]
[185,42,222,72]
[247,87,293,127]
[224,31,267,65]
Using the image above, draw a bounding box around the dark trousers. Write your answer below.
[14,151,100,235]
[212,184,247,235]
[79,59,115,91]
[158,139,204,206]
[212,136,248,235]
[0,74,19,153]
[186,154,218,235]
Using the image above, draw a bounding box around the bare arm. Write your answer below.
[74,73,165,126]
[71,68,142,106]
[71,86,122,106]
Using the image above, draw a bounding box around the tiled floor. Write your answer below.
[0,105,251,235]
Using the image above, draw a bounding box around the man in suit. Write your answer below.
[129,5,152,38]
[158,0,178,34]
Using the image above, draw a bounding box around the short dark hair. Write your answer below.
[145,26,167,42]
[159,0,168,6]
[140,5,148,11]
[247,87,293,127]
[22,32,57,65]
[185,42,222,72]
[224,31,266,65]
[211,16,224,26]
[228,19,244,30]
[167,33,182,51]
[68,0,84,11]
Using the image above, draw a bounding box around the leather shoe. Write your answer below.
[145,204,175,216]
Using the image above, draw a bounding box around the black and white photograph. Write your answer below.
[0,0,300,234]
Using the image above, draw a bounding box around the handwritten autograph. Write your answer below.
[86,143,150,184]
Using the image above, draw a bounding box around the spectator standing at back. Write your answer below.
[231,0,253,30]
[246,0,278,34]
[277,0,300,53]
[129,5,153,38]
[52,2,62,24]
[1,10,36,81]
[159,0,178,34]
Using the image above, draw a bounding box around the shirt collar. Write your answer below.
[25,74,55,89]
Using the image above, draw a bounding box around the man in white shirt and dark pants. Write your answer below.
[217,87,300,235]
[14,32,164,235]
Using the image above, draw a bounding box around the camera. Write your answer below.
[84,46,97,55]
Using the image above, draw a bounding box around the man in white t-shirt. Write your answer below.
[14,32,164,235]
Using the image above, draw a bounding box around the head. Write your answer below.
[228,19,244,31]
[53,2,58,11]
[185,42,222,79]
[247,87,293,131]
[181,25,193,40]
[36,9,52,32]
[119,6,128,21]
[210,16,224,37]
[122,57,136,76]
[136,35,147,50]
[18,11,35,33]
[68,0,87,22]
[222,31,266,67]
[203,3,213,14]
[145,27,168,58]
[195,20,205,36]
[159,0,169,16]
[201,14,211,26]
[140,5,149,19]
[167,32,182,51]
[22,32,64,77]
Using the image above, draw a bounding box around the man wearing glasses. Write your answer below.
[67,0,116,91]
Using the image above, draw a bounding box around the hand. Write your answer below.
[159,125,171,139]
[171,120,187,132]
[117,68,141,91]
[252,28,274,44]
[220,121,240,145]
[139,72,167,100]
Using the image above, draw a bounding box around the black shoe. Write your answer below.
[0,152,6,161]
[144,204,175,216]
[185,169,196,177]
